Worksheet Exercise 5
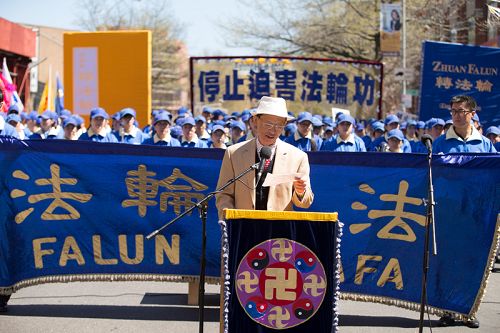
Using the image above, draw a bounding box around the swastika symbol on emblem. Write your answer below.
[236,238,327,329]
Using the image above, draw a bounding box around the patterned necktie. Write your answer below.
[263,158,271,172]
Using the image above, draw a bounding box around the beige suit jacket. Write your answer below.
[215,138,314,219]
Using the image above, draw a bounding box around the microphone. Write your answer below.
[255,146,272,185]
[421,134,433,152]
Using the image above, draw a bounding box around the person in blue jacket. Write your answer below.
[29,110,60,139]
[284,112,318,151]
[78,107,118,143]
[369,115,412,152]
[179,117,208,148]
[321,113,366,152]
[114,108,149,144]
[142,112,180,147]
[485,126,499,147]
[437,95,495,330]
[433,95,496,154]
[0,113,19,138]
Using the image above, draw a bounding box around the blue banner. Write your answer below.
[0,138,498,320]
[419,41,500,128]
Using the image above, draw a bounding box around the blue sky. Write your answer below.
[2,0,256,56]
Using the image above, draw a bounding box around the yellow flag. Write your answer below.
[37,67,53,113]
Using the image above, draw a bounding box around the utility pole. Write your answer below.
[402,0,407,95]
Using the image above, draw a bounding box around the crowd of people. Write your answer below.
[0,95,498,154]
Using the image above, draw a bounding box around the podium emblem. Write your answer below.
[236,238,327,329]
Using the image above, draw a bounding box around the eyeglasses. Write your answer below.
[262,122,285,131]
[450,109,473,116]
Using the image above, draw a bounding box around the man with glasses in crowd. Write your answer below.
[435,95,495,330]
[216,96,314,220]
[433,95,496,154]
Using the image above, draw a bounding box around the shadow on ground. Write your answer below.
[0,292,439,328]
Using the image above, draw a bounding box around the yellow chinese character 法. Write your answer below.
[455,78,473,91]
[350,180,426,242]
[10,164,93,223]
[122,165,208,217]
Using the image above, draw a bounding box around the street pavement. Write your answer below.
[1,266,499,333]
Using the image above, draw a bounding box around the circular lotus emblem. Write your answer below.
[235,238,327,329]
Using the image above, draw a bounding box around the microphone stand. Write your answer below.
[146,162,259,333]
[418,145,438,332]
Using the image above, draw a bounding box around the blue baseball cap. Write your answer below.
[120,108,136,118]
[472,113,480,122]
[485,126,500,136]
[174,114,187,125]
[284,123,297,134]
[427,118,445,129]
[194,115,206,124]
[337,113,355,125]
[63,116,79,128]
[384,114,400,125]
[6,113,21,124]
[60,109,72,117]
[372,121,385,132]
[212,109,225,118]
[154,112,172,125]
[182,117,196,127]
[297,112,313,124]
[73,115,84,126]
[150,109,158,118]
[202,106,213,114]
[211,124,225,133]
[223,115,236,122]
[416,121,426,129]
[355,123,365,131]
[7,104,20,114]
[27,111,38,121]
[406,119,417,127]
[387,129,404,141]
[178,106,190,115]
[324,126,334,133]
[230,120,246,131]
[170,125,182,138]
[90,107,109,119]
[40,110,58,121]
[311,117,323,127]
[213,120,226,127]
[241,113,251,122]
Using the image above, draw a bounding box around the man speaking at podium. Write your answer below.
[215,96,314,219]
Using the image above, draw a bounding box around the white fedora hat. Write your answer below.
[253,96,295,121]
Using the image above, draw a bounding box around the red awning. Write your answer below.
[0,18,36,58]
